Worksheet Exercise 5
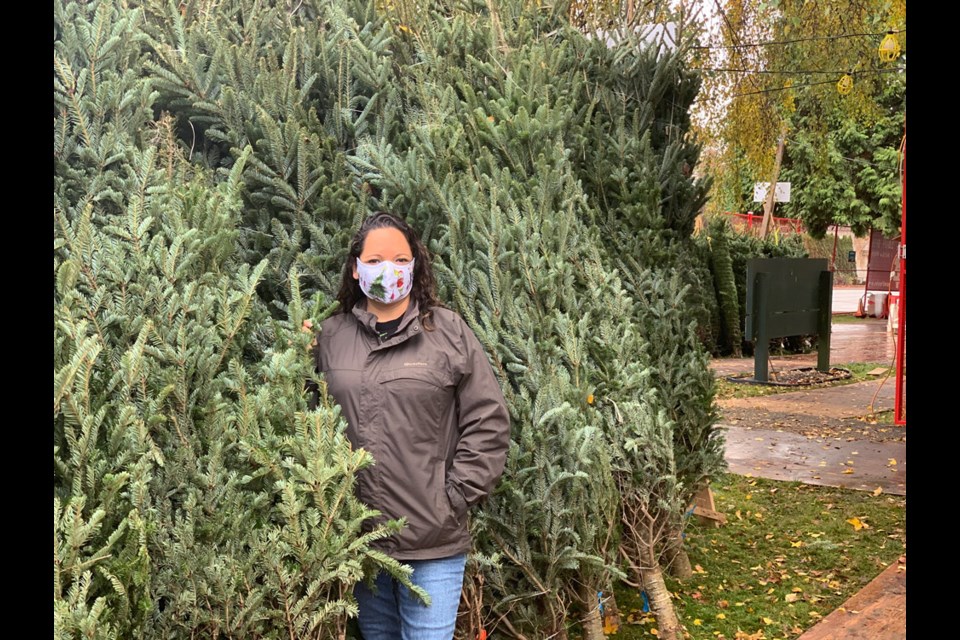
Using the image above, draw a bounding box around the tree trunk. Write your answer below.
[760,126,788,239]
[639,546,683,640]
[578,582,606,640]
[662,527,694,581]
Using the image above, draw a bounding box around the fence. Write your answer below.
[721,212,805,236]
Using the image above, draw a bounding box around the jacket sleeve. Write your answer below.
[445,316,512,519]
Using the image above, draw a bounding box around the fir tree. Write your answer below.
[53,11,423,630]
[136,0,394,310]
[361,3,692,636]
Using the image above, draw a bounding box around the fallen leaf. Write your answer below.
[694,565,707,574]
[762,617,774,625]
[650,629,659,636]
[842,469,855,474]
[791,540,804,548]
[784,593,799,603]
[873,487,883,496]
[693,619,703,626]
[846,517,869,531]
[888,458,897,466]
[716,613,727,620]
[718,600,729,608]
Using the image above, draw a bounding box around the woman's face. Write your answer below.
[353,226,413,280]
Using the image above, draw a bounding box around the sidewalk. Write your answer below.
[710,318,906,639]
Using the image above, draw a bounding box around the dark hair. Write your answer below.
[337,212,444,330]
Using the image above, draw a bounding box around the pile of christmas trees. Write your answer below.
[54,1,725,638]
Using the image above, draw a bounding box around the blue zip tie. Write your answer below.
[641,590,650,613]
[597,591,604,616]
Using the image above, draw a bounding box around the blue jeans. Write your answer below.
[354,553,467,640]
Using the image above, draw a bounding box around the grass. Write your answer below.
[608,474,906,640]
[714,362,893,401]
[829,314,875,324]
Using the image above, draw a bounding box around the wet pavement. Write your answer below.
[723,426,905,495]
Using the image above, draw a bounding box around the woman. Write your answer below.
[314,212,511,639]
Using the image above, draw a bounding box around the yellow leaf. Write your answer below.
[873,487,883,496]
[746,493,753,500]
[716,613,727,620]
[792,587,803,592]
[762,617,774,625]
[694,620,703,626]
[784,593,799,603]
[846,517,870,530]
[791,540,804,547]
[694,564,707,574]
[842,469,855,474]
[888,458,897,466]
[650,629,659,636]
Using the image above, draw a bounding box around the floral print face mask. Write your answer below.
[356,258,415,304]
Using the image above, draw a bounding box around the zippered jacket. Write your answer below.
[316,300,511,560]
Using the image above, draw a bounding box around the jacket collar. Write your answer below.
[351,298,421,338]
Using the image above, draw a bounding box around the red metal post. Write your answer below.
[895,133,906,425]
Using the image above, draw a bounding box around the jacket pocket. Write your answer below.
[376,367,453,447]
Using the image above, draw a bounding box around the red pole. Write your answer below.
[895,131,906,425]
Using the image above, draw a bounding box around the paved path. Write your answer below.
[723,426,905,495]
[796,557,906,640]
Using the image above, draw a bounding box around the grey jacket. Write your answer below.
[315,300,510,560]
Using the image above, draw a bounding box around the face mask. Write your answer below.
[356,259,415,304]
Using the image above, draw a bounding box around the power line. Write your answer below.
[730,78,842,97]
[692,28,905,51]
[697,66,905,76]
